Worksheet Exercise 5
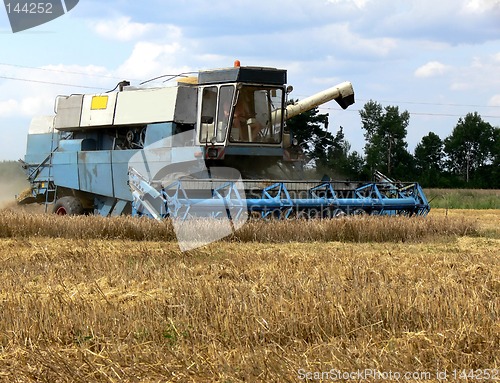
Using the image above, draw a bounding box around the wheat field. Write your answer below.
[0,208,498,382]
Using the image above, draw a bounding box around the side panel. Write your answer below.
[80,94,118,128]
[29,115,55,134]
[143,122,173,147]
[174,86,198,124]
[51,139,96,190]
[111,150,138,201]
[78,151,114,197]
[25,133,59,165]
[128,146,173,181]
[52,151,79,189]
[24,133,59,183]
[55,95,84,131]
[114,87,178,125]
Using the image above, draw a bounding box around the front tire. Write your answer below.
[53,196,84,216]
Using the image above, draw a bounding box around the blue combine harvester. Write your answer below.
[19,62,430,219]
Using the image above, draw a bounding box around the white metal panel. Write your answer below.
[54,95,83,131]
[113,87,178,125]
[80,93,117,127]
[29,115,55,134]
[174,86,198,124]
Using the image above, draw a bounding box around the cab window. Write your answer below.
[229,86,283,144]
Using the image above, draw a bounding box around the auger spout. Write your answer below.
[273,81,354,121]
[271,81,354,124]
[286,81,355,119]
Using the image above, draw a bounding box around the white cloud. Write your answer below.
[0,97,52,118]
[356,0,500,45]
[42,64,109,78]
[89,17,155,41]
[0,100,18,117]
[414,61,451,78]
[449,54,500,92]
[0,63,115,120]
[488,94,500,106]
[89,17,182,42]
[20,97,51,117]
[341,28,398,57]
[450,82,471,91]
[116,42,190,81]
[326,0,371,9]
[296,23,399,60]
[462,0,500,14]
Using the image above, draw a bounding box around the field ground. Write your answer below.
[424,189,500,210]
[0,209,498,382]
[429,208,500,236]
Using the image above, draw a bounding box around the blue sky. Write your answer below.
[1,0,499,161]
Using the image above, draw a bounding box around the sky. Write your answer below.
[0,0,499,161]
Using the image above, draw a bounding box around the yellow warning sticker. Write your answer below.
[91,95,108,110]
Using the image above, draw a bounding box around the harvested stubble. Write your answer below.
[0,208,479,243]
[0,237,498,382]
[0,208,497,382]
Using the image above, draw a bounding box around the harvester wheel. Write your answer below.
[53,196,84,216]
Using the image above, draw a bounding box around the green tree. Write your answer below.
[286,102,332,167]
[414,132,444,186]
[324,126,364,179]
[359,100,412,178]
[287,105,364,179]
[492,128,500,188]
[444,112,497,184]
[359,100,383,172]
[343,151,365,179]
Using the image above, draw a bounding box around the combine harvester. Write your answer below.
[19,62,430,220]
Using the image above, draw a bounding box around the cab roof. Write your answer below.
[198,66,287,86]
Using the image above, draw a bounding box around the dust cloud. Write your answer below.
[0,162,29,209]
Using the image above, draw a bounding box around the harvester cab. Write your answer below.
[193,64,288,178]
[186,62,355,178]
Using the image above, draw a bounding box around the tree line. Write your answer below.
[287,100,499,188]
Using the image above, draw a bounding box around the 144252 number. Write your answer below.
[5,2,53,14]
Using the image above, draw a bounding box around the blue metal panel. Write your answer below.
[52,151,79,189]
[94,196,116,216]
[129,146,173,180]
[25,133,59,164]
[111,149,138,201]
[78,151,114,197]
[111,199,129,216]
[224,146,282,156]
[144,122,174,147]
[59,138,96,152]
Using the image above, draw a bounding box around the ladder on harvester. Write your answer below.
[23,135,59,212]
